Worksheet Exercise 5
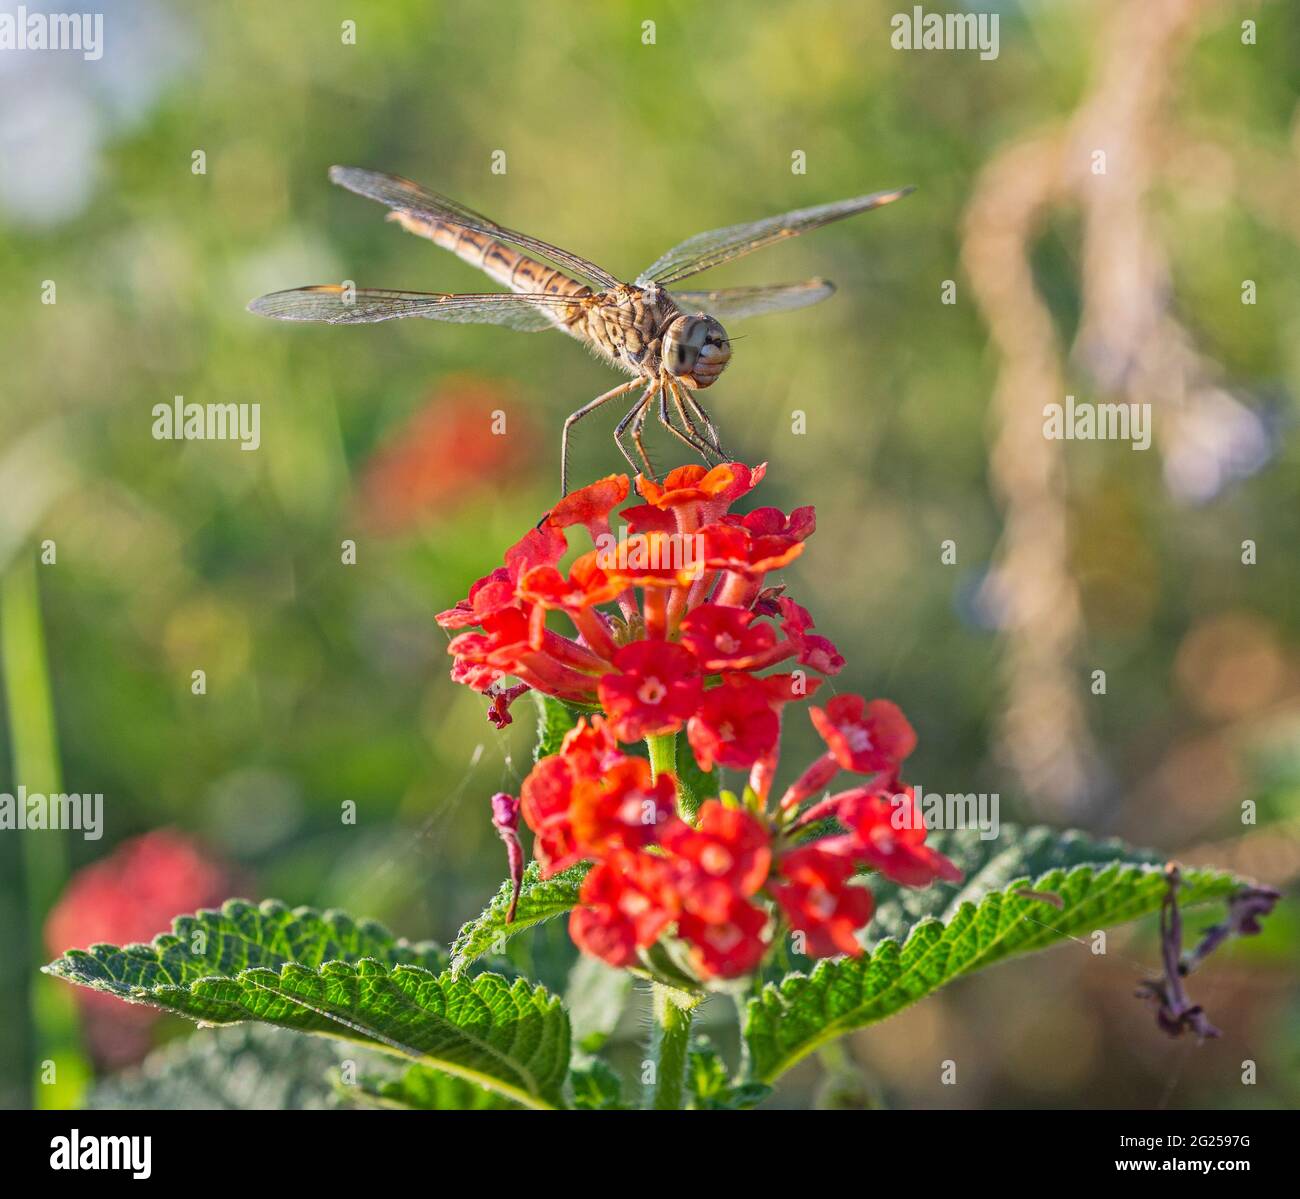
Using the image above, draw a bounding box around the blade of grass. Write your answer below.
[2,554,89,1108]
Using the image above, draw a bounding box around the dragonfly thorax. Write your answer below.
[661,312,731,389]
[582,285,667,373]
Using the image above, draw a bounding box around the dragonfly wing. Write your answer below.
[637,187,913,287]
[329,166,623,291]
[247,286,577,331]
[670,278,836,321]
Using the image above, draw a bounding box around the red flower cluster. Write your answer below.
[458,461,962,982]
[511,695,959,981]
[44,830,234,1065]
[438,463,843,767]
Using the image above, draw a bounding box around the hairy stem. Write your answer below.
[646,731,677,784]
[647,730,696,821]
[648,982,699,1110]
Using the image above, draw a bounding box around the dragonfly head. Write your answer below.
[662,313,730,388]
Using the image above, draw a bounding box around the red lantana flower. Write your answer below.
[809,695,917,775]
[661,800,771,922]
[771,845,874,958]
[521,729,679,875]
[686,673,783,772]
[570,852,679,968]
[518,553,624,613]
[546,473,629,541]
[512,686,962,979]
[440,463,837,732]
[636,463,765,529]
[598,640,703,741]
[568,756,679,857]
[678,604,780,672]
[777,597,845,675]
[834,787,963,887]
[686,671,815,774]
[700,521,805,576]
[777,692,909,812]
[677,896,770,979]
[518,753,586,877]
[436,567,517,629]
[558,714,622,769]
[724,504,816,544]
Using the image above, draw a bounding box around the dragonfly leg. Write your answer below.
[631,398,655,481]
[560,378,642,496]
[684,391,730,459]
[614,382,657,479]
[670,379,722,462]
[659,380,716,463]
[680,388,726,463]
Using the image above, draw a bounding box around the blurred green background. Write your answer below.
[1,0,1296,1109]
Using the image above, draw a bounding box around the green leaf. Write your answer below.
[345,1062,519,1110]
[744,828,1247,1085]
[674,734,716,820]
[88,1026,347,1111]
[451,860,588,974]
[862,825,1163,948]
[687,1038,771,1110]
[45,898,571,1109]
[569,1058,627,1109]
[532,690,581,761]
[566,952,633,1053]
[44,897,447,1001]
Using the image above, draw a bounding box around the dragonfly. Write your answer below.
[248,166,913,495]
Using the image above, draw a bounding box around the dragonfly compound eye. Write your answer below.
[664,315,731,388]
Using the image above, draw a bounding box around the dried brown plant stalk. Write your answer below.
[961,0,1271,816]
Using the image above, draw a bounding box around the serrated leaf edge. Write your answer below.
[747,859,1241,1085]
[243,961,565,1109]
[43,898,565,1110]
[450,863,588,974]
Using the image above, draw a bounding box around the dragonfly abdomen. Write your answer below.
[387,211,588,326]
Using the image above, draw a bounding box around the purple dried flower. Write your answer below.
[1136,865,1220,1039]
[1137,867,1279,1041]
[1186,885,1280,970]
[490,791,523,924]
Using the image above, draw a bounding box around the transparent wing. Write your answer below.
[247,285,583,331]
[329,166,622,291]
[670,278,836,321]
[637,187,914,287]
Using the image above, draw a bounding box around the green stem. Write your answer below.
[646,731,677,784]
[648,981,698,1110]
[647,730,698,821]
[643,742,703,1108]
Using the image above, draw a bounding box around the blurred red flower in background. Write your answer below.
[357,374,533,533]
[44,830,235,1067]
